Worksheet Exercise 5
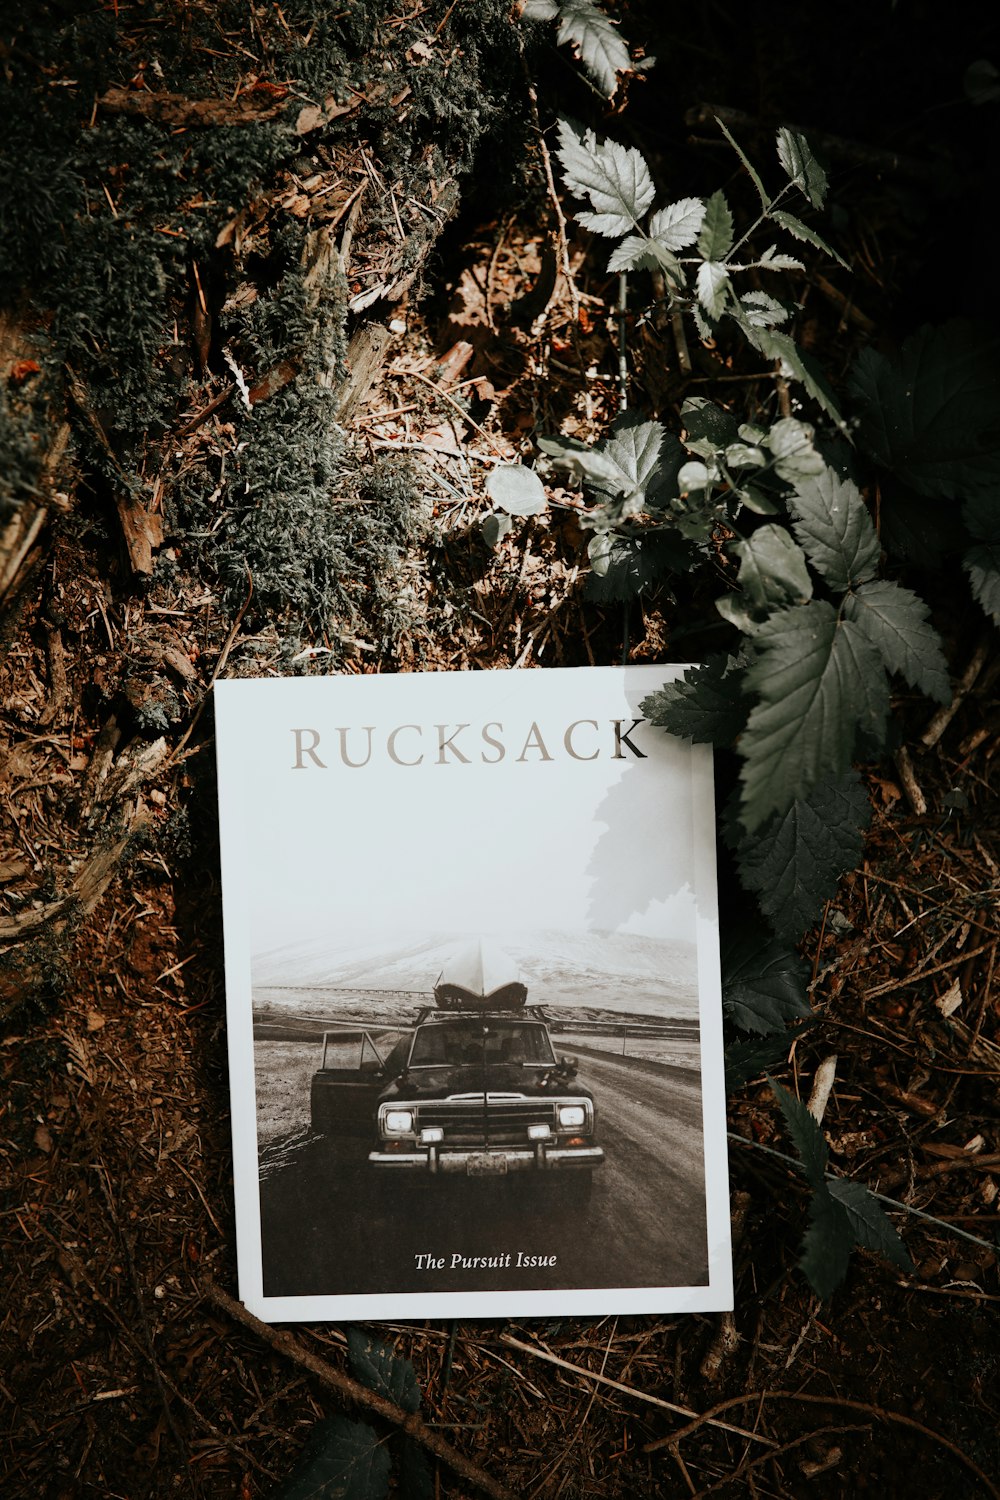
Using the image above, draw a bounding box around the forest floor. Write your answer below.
[2,1,999,1497]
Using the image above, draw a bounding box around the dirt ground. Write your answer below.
[2,1,1000,1496]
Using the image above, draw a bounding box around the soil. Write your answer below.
[2,2,1000,1497]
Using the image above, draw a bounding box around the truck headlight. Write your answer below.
[558,1104,587,1129]
[527,1123,551,1141]
[383,1109,414,1135]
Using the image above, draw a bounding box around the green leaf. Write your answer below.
[963,492,1000,543]
[732,524,812,615]
[828,1179,914,1273]
[480,512,512,548]
[714,115,767,206]
[769,1077,828,1188]
[775,127,828,208]
[739,601,890,831]
[398,1437,434,1500]
[739,290,788,329]
[964,543,1000,625]
[586,413,683,509]
[723,934,811,1035]
[696,261,729,318]
[522,0,559,16]
[737,772,872,942]
[800,1182,854,1297]
[641,654,748,745]
[768,209,847,268]
[681,397,740,449]
[271,1418,391,1500]
[583,531,692,600]
[843,580,951,703]
[606,233,658,273]
[649,197,705,251]
[538,433,637,493]
[786,470,880,592]
[552,0,632,97]
[743,325,846,429]
[347,1329,422,1414]
[555,118,655,235]
[726,1033,796,1093]
[849,321,1000,499]
[697,190,734,260]
[765,417,825,481]
[758,244,805,272]
[485,464,547,516]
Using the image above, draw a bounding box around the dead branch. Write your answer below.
[202,1281,517,1500]
[644,1388,1000,1499]
[97,85,289,127]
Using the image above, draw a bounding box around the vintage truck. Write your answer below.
[309,941,604,1200]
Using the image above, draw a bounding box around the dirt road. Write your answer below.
[257,1051,709,1296]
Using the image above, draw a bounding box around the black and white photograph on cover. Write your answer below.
[215,666,732,1321]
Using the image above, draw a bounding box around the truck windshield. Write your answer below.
[409,1022,555,1067]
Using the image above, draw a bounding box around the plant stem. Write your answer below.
[617,272,628,412]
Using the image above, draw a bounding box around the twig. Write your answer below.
[392,365,508,456]
[922,635,991,748]
[864,939,996,999]
[894,743,927,816]
[690,1424,866,1499]
[685,103,935,185]
[522,64,579,323]
[616,273,629,412]
[498,1334,775,1446]
[167,566,254,766]
[644,1389,1000,1499]
[203,1282,517,1500]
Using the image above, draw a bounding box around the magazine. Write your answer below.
[215,666,732,1320]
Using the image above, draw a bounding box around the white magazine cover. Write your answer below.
[215,666,733,1320]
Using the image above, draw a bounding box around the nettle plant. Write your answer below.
[491,112,1000,1294]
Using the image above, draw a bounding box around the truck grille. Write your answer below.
[417,1096,557,1146]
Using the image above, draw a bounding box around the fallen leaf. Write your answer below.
[936,978,963,1017]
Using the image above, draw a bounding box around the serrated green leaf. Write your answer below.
[769,1077,828,1188]
[485,464,547,516]
[696,261,729,318]
[963,492,1000,543]
[828,1179,914,1272]
[768,209,848,269]
[844,580,951,704]
[347,1329,422,1414]
[964,543,1000,624]
[726,1033,796,1093]
[849,321,1000,499]
[739,601,890,831]
[739,290,788,329]
[786,470,880,591]
[775,127,828,208]
[538,433,636,493]
[732,524,813,614]
[697,190,734,260]
[398,1437,434,1500]
[272,1418,391,1500]
[714,114,768,206]
[758,244,805,271]
[737,772,872,941]
[641,654,748,745]
[742,324,846,429]
[681,397,740,449]
[649,197,705,251]
[553,0,632,97]
[606,233,655,273]
[586,412,683,509]
[556,118,655,235]
[800,1182,854,1297]
[723,935,811,1035]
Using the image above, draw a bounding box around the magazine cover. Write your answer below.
[215,666,732,1320]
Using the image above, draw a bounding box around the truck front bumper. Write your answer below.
[368,1144,604,1174]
